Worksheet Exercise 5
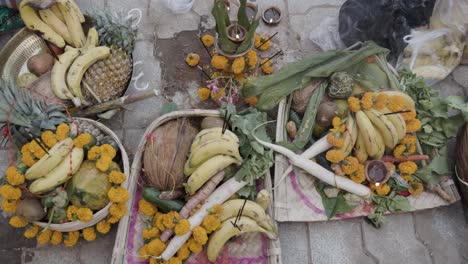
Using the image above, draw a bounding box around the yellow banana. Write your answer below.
[57,0,85,23]
[51,47,80,100]
[370,127,385,160]
[38,9,73,45]
[188,138,241,168]
[379,91,416,109]
[19,2,65,48]
[355,111,380,157]
[355,130,368,163]
[25,138,74,180]
[220,199,275,231]
[338,115,358,156]
[381,107,406,141]
[191,128,239,152]
[84,27,99,48]
[58,3,85,48]
[207,216,277,262]
[255,189,270,210]
[67,46,110,103]
[184,155,240,194]
[364,108,398,149]
[29,147,84,194]
[50,4,65,23]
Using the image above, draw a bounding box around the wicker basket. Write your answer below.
[455,166,468,204]
[112,109,281,264]
[32,117,130,232]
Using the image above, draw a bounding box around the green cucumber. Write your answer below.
[142,187,184,213]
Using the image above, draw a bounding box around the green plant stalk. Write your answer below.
[237,0,250,30]
[292,81,327,149]
[236,18,260,54]
[211,0,236,53]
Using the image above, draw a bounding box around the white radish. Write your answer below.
[160,177,247,260]
[253,124,371,198]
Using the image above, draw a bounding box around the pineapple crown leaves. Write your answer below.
[87,9,138,54]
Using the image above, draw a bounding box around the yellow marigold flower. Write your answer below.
[24,224,40,238]
[406,119,421,133]
[244,96,258,106]
[143,227,160,239]
[29,140,46,159]
[2,199,17,213]
[108,170,126,184]
[82,227,96,241]
[177,244,191,260]
[374,93,388,110]
[9,215,28,228]
[374,184,391,196]
[73,133,92,148]
[96,156,112,172]
[201,34,214,47]
[174,219,190,236]
[77,207,93,222]
[254,34,261,47]
[100,144,116,159]
[154,212,166,231]
[96,220,111,234]
[67,205,78,221]
[257,35,271,51]
[108,187,129,203]
[169,257,182,264]
[407,143,416,155]
[211,55,228,70]
[232,57,245,74]
[56,124,70,141]
[187,238,202,253]
[107,215,120,224]
[185,53,200,67]
[388,96,406,112]
[350,164,366,184]
[261,59,274,75]
[163,211,180,229]
[63,231,80,247]
[409,181,423,196]
[361,92,374,110]
[88,146,100,160]
[6,167,25,186]
[212,204,222,217]
[348,97,360,112]
[332,117,342,128]
[21,143,30,155]
[37,229,52,244]
[398,161,418,175]
[211,87,226,102]
[385,162,396,174]
[0,185,22,200]
[109,203,127,220]
[400,134,417,145]
[22,151,36,167]
[198,87,211,101]
[192,226,208,245]
[326,149,346,163]
[402,173,412,181]
[245,49,258,68]
[41,131,57,148]
[341,156,359,175]
[147,238,166,256]
[50,231,63,245]
[202,214,221,233]
[393,144,406,159]
[139,244,149,260]
[401,109,416,121]
[327,132,345,148]
[138,199,157,216]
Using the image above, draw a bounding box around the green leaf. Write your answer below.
[160,102,178,115]
[237,0,250,29]
[316,183,355,219]
[236,18,260,54]
[446,96,468,120]
[429,156,450,175]
[414,166,441,184]
[212,0,236,53]
[387,196,411,212]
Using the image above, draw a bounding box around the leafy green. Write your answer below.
[316,181,356,219]
[237,0,250,30]
[366,192,411,228]
[429,156,450,175]
[211,0,236,53]
[221,104,274,198]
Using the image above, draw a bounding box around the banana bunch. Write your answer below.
[207,198,278,262]
[25,138,85,194]
[19,0,86,48]
[51,28,109,105]
[183,127,242,195]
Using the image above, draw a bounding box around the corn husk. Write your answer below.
[456,123,468,181]
[143,118,198,195]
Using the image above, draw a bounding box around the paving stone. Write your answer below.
[362,213,432,264]
[288,0,346,14]
[308,219,376,264]
[76,0,104,10]
[413,202,468,264]
[149,0,200,39]
[432,76,466,99]
[106,0,154,41]
[452,65,468,89]
[23,244,80,264]
[278,222,310,264]
[78,226,117,264]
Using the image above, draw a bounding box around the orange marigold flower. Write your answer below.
[341,156,359,174]
[24,224,40,238]
[348,97,360,112]
[108,170,126,184]
[211,55,228,70]
[96,220,111,234]
[361,92,374,110]
[177,244,191,260]
[202,214,221,233]
[326,149,346,163]
[245,49,258,68]
[332,117,342,128]
[50,231,62,245]
[138,199,157,216]
[201,34,214,47]
[406,119,421,133]
[185,53,200,67]
[174,219,191,236]
[350,164,366,183]
[9,215,28,228]
[192,226,208,245]
[63,231,80,247]
[408,181,423,196]
[257,35,271,51]
[327,132,344,148]
[400,134,417,145]
[147,238,166,256]
[401,109,417,121]
[374,93,388,110]
[37,229,52,244]
[393,144,406,159]
[261,59,274,74]
[244,96,258,106]
[385,162,396,174]
[374,183,391,196]
[398,161,418,175]
[231,57,245,74]
[388,96,406,112]
[198,87,211,101]
[143,227,160,239]
[96,156,112,172]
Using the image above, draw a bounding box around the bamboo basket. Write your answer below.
[112,109,282,264]
[32,117,130,232]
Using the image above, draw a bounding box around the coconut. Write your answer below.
[143,118,198,198]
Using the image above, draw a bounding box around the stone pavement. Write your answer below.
[1,0,468,263]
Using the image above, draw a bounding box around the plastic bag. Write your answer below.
[161,0,194,14]
[309,16,346,51]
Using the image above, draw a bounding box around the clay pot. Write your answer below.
[365,160,392,184]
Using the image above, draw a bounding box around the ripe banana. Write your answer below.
[370,127,385,160]
[50,4,65,23]
[84,27,99,48]
[364,108,398,149]
[188,138,241,168]
[255,189,271,210]
[220,199,275,231]
[19,2,65,48]
[338,115,358,156]
[381,107,406,141]
[207,216,278,262]
[379,91,416,109]
[29,147,84,194]
[38,9,73,45]
[57,0,85,23]
[185,155,240,194]
[58,3,85,48]
[184,160,197,176]
[25,138,74,180]
[51,47,80,100]
[355,130,368,163]
[191,128,239,152]
[67,46,110,103]
[355,111,380,157]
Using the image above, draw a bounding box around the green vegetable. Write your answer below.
[236,18,259,54]
[288,110,302,128]
[367,192,411,228]
[315,181,356,219]
[142,187,184,213]
[211,0,236,54]
[237,0,250,30]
